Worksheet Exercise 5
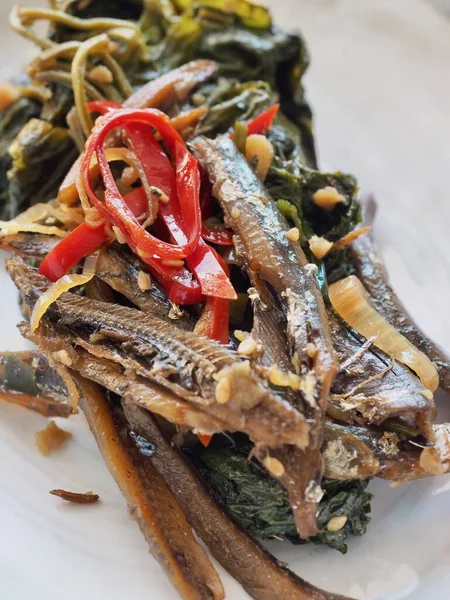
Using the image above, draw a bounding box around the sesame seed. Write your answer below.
[309,235,333,260]
[137,271,152,292]
[215,377,231,404]
[306,343,318,359]
[89,65,113,84]
[268,364,301,390]
[89,333,105,343]
[263,456,285,477]
[150,186,169,203]
[162,259,185,267]
[326,515,348,532]
[238,337,257,356]
[313,186,345,211]
[231,207,241,219]
[234,329,248,342]
[52,350,73,367]
[285,227,300,242]
[112,226,126,244]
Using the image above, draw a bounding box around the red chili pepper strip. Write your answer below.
[196,248,231,344]
[38,185,201,304]
[246,103,280,136]
[197,433,213,448]
[208,249,231,344]
[88,100,120,114]
[123,123,236,300]
[38,222,108,282]
[186,239,235,300]
[193,250,230,450]
[38,187,147,282]
[201,223,233,246]
[82,108,201,261]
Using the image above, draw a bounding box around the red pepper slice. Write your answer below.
[123,122,236,300]
[200,172,215,220]
[82,108,202,261]
[88,100,120,115]
[38,222,108,282]
[195,248,231,344]
[39,187,202,304]
[193,248,231,448]
[41,103,233,310]
[246,103,280,136]
[201,223,233,246]
[38,187,147,281]
[197,433,213,448]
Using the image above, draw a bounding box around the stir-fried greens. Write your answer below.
[0,1,449,599]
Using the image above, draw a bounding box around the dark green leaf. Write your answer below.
[7,118,77,217]
[140,0,316,166]
[2,352,39,396]
[266,161,362,242]
[188,437,372,554]
[0,98,41,219]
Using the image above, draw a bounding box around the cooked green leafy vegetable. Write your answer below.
[7,118,77,217]
[266,158,362,242]
[0,98,41,219]
[140,0,317,166]
[189,437,372,554]
[197,79,273,136]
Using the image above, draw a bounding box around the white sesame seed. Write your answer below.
[137,271,152,292]
[215,377,231,404]
[162,259,185,267]
[237,337,257,356]
[112,226,127,244]
[313,186,345,211]
[263,456,285,478]
[285,227,300,242]
[419,389,434,401]
[327,515,348,532]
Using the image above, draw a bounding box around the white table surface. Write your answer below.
[0,1,449,599]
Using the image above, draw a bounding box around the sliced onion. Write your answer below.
[60,147,140,207]
[0,221,68,237]
[329,275,439,391]
[1,201,82,234]
[14,203,51,224]
[30,254,98,333]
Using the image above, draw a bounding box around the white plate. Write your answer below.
[1,1,449,599]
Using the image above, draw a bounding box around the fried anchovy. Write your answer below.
[0,351,75,418]
[73,375,224,600]
[0,350,73,418]
[0,232,58,258]
[250,275,322,537]
[122,402,353,600]
[341,423,450,481]
[328,310,436,440]
[193,136,338,535]
[23,320,228,435]
[95,247,192,326]
[124,60,218,111]
[9,257,308,448]
[0,234,191,327]
[351,196,450,393]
